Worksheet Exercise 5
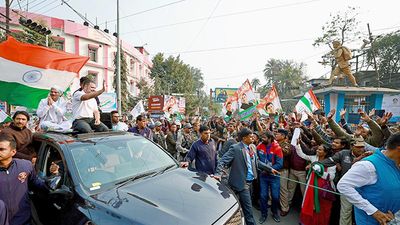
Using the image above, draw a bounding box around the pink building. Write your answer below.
[0,7,153,97]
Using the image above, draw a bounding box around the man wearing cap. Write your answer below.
[110,110,128,131]
[181,125,217,174]
[275,128,292,218]
[153,121,167,149]
[176,123,195,161]
[320,136,370,225]
[338,133,400,225]
[37,86,71,131]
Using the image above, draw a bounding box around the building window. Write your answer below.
[88,45,99,62]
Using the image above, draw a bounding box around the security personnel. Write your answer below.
[0,135,46,225]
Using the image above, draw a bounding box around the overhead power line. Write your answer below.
[121,0,321,35]
[30,0,58,14]
[60,0,188,38]
[109,0,186,23]
[28,0,47,11]
[185,0,222,50]
[164,38,314,55]
[32,0,70,19]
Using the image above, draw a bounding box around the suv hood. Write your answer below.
[89,168,238,225]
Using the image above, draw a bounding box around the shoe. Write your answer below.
[272,214,280,223]
[280,210,289,217]
[259,215,267,224]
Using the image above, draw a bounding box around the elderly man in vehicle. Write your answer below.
[36,86,71,131]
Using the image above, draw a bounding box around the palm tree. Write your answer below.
[251,78,261,92]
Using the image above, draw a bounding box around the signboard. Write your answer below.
[382,94,400,122]
[178,97,186,114]
[214,88,238,103]
[98,93,117,113]
[148,95,164,113]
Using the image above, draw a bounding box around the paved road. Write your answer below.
[252,206,300,225]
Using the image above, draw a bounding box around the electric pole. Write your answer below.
[116,0,122,114]
[367,23,381,88]
[5,0,13,34]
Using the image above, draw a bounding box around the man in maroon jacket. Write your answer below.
[1,111,35,163]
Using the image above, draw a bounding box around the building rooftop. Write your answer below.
[313,86,400,95]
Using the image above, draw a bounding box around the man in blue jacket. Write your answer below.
[0,134,47,225]
[338,133,400,225]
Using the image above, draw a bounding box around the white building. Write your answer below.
[0,7,153,97]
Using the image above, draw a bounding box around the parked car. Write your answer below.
[30,131,243,225]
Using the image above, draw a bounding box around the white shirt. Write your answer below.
[72,91,98,119]
[337,161,378,216]
[112,122,128,131]
[36,97,67,124]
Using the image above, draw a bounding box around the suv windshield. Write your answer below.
[69,136,176,191]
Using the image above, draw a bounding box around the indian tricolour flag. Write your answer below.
[295,89,321,121]
[0,109,12,124]
[0,37,89,109]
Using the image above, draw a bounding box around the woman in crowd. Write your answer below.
[295,143,336,225]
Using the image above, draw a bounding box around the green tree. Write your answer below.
[263,59,308,99]
[150,53,207,116]
[366,32,400,78]
[136,77,154,101]
[313,7,361,69]
[113,51,132,112]
[251,78,261,92]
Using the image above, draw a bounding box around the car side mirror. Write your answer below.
[50,185,73,199]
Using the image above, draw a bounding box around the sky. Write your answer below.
[4,0,400,91]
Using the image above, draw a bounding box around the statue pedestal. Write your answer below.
[312,86,400,123]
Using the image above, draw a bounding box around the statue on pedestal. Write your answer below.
[326,41,358,87]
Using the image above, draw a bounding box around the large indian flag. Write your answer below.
[0,37,89,109]
[295,89,321,121]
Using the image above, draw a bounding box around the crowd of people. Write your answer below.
[0,77,400,225]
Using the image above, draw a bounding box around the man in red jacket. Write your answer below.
[257,131,283,223]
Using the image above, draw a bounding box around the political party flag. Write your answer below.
[236,79,257,112]
[130,100,145,118]
[0,37,89,109]
[222,95,238,120]
[257,84,282,115]
[0,109,12,124]
[295,89,321,121]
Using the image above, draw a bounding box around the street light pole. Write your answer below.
[116,0,122,114]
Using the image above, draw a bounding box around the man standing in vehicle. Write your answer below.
[71,79,108,133]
